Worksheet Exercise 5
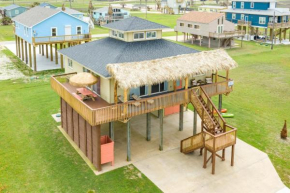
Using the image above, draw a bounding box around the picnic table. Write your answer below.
[73,87,97,101]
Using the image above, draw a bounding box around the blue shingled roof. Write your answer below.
[103,17,169,32]
[59,38,199,78]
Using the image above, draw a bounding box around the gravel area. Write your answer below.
[0,45,25,80]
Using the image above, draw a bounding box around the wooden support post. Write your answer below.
[18,37,21,58]
[241,36,243,48]
[226,70,229,80]
[24,41,28,64]
[279,28,282,43]
[218,94,222,112]
[179,104,183,131]
[183,32,185,42]
[212,152,216,174]
[55,43,58,64]
[109,122,114,141]
[176,31,178,42]
[114,81,118,104]
[215,71,218,83]
[283,29,286,40]
[42,45,44,56]
[199,36,202,46]
[50,44,53,61]
[203,148,207,168]
[208,37,211,48]
[191,35,194,44]
[218,38,220,48]
[127,121,131,161]
[146,113,151,141]
[60,43,64,68]
[173,80,177,92]
[33,46,37,71]
[28,43,32,67]
[159,109,164,151]
[123,89,128,115]
[231,145,235,166]
[21,38,24,61]
[193,108,197,135]
[15,35,18,57]
[46,44,48,58]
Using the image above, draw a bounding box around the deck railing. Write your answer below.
[32,33,91,45]
[209,30,245,38]
[268,21,290,28]
[237,20,252,26]
[51,74,234,126]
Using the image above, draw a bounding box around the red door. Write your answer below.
[165,80,182,116]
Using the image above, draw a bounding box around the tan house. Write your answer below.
[52,17,238,173]
[174,11,245,48]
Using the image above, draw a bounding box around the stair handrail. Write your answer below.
[200,86,226,131]
[191,88,216,132]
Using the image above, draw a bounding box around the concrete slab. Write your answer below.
[97,110,288,193]
[51,113,61,123]
[0,41,62,72]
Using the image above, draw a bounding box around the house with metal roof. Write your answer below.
[12,6,91,71]
[39,2,57,9]
[222,0,290,42]
[174,11,245,48]
[0,4,27,18]
[93,6,130,25]
[51,16,238,172]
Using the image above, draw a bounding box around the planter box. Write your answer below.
[101,135,114,166]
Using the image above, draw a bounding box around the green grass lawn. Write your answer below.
[91,25,109,35]
[0,48,161,192]
[0,25,15,41]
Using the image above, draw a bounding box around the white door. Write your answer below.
[65,25,71,40]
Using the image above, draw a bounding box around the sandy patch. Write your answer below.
[0,45,25,80]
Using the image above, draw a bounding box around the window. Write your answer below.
[151,82,166,94]
[233,1,236,8]
[259,17,266,24]
[241,14,244,20]
[250,2,254,8]
[232,14,236,19]
[99,13,102,16]
[180,23,184,26]
[118,32,124,39]
[188,24,193,28]
[112,30,118,37]
[140,86,146,96]
[222,17,224,24]
[68,59,73,68]
[83,67,90,72]
[241,2,244,9]
[133,32,144,40]
[15,10,19,14]
[51,27,57,36]
[146,31,157,39]
[76,26,82,34]
[283,16,287,23]
[218,19,220,25]
[194,25,200,29]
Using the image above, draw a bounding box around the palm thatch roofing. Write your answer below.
[107,49,238,90]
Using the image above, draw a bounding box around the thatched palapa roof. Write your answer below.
[107,49,238,90]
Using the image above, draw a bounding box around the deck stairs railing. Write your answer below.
[180,86,236,154]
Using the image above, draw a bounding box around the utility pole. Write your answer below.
[271,11,275,50]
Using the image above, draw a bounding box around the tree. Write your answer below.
[1,17,12,25]
[88,1,94,17]
[30,2,40,8]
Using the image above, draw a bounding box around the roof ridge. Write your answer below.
[124,17,137,31]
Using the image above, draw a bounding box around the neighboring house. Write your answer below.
[222,0,290,42]
[174,11,245,48]
[0,4,27,18]
[198,5,227,13]
[161,0,187,14]
[93,6,130,25]
[12,6,91,71]
[56,7,84,20]
[39,2,57,9]
[51,16,237,172]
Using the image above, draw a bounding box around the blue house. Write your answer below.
[222,0,290,42]
[12,6,91,71]
[93,6,130,25]
[0,4,27,18]
[39,3,57,9]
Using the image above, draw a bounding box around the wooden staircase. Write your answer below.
[180,86,237,174]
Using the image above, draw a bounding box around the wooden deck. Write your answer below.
[32,34,91,45]
[51,73,233,126]
[268,21,290,29]
[237,20,252,26]
[209,30,245,38]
